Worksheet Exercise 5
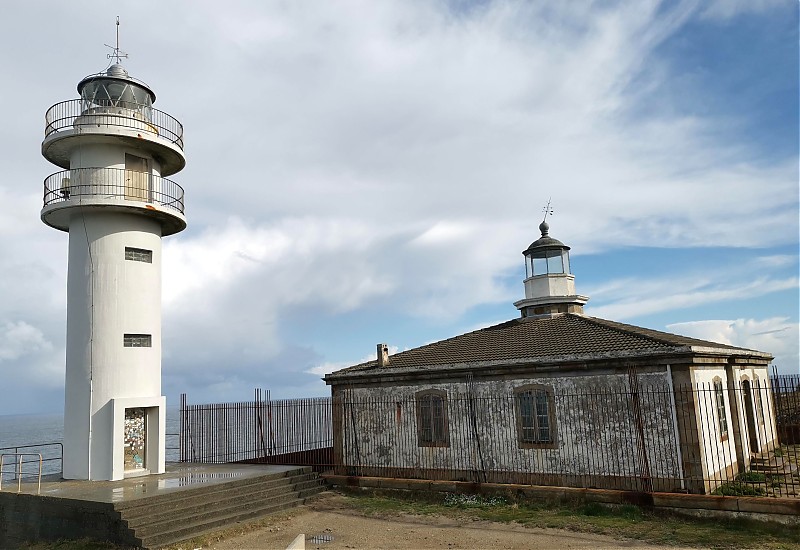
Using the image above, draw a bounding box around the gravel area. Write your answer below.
[207,493,692,550]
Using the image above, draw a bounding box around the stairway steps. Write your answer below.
[132,491,301,538]
[125,479,324,530]
[116,467,313,513]
[137,495,316,549]
[120,473,319,520]
[115,468,326,549]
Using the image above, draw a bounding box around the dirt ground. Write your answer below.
[207,493,693,550]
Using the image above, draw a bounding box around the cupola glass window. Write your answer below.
[526,249,570,278]
[80,79,153,119]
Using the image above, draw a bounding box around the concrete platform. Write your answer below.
[0,463,325,548]
[5,462,298,503]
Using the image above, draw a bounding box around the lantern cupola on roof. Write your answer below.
[78,63,156,112]
[514,217,589,318]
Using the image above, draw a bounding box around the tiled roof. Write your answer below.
[327,314,763,378]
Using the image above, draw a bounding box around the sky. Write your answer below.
[0,0,797,415]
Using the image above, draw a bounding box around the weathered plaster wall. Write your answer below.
[338,371,681,487]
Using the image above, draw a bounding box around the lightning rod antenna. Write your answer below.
[541,198,554,224]
[105,16,128,64]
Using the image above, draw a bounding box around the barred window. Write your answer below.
[514,385,556,448]
[124,334,152,347]
[415,390,449,447]
[713,378,729,440]
[125,247,152,263]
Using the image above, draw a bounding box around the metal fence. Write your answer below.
[179,375,800,496]
[43,167,185,214]
[179,391,333,468]
[0,443,63,482]
[44,99,184,149]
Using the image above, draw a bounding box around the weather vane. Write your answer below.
[104,16,128,64]
[541,198,554,224]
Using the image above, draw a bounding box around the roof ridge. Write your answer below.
[572,314,682,346]
[577,314,743,350]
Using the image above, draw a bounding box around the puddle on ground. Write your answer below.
[157,472,240,489]
[308,534,334,544]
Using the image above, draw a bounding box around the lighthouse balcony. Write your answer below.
[42,167,186,236]
[43,99,185,176]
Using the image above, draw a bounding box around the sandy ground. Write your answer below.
[207,493,692,550]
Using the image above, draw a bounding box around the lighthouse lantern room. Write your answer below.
[41,37,186,480]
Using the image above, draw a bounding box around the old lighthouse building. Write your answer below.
[41,57,186,480]
[325,222,777,494]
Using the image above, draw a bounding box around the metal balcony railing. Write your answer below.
[44,167,185,215]
[45,99,184,150]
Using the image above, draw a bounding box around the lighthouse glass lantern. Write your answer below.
[41,57,186,481]
[514,221,588,318]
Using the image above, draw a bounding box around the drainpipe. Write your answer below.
[666,365,686,491]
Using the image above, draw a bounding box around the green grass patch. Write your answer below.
[345,491,800,549]
[737,471,768,483]
[712,481,766,497]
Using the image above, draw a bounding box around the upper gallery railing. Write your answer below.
[44,99,184,150]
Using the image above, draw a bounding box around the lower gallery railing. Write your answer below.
[179,375,799,496]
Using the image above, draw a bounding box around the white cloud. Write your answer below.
[306,346,400,377]
[0,321,53,362]
[667,318,799,375]
[699,0,788,20]
[586,275,798,321]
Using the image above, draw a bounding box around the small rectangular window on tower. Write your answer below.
[125,247,153,263]
[124,334,152,348]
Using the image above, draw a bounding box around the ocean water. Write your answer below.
[0,409,180,476]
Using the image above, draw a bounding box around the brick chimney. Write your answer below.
[377,343,389,366]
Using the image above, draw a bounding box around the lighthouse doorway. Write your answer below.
[125,153,151,202]
[124,407,147,473]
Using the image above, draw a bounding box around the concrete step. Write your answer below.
[132,491,302,538]
[117,469,327,549]
[121,472,320,521]
[115,466,313,514]
[750,456,785,466]
[125,478,324,530]
[137,495,313,549]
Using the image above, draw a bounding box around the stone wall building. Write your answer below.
[324,222,776,494]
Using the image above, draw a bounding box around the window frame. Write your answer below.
[125,246,153,263]
[124,333,152,348]
[514,384,557,449]
[415,389,450,448]
[713,377,729,442]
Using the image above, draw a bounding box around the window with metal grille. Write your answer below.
[514,385,556,448]
[713,378,729,440]
[125,247,152,263]
[124,334,152,347]
[415,390,449,447]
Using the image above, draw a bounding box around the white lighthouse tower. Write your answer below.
[40,40,186,480]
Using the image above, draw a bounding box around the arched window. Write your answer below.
[514,385,557,448]
[753,376,765,426]
[415,390,449,447]
[713,377,729,441]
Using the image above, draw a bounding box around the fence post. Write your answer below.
[179,393,186,462]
